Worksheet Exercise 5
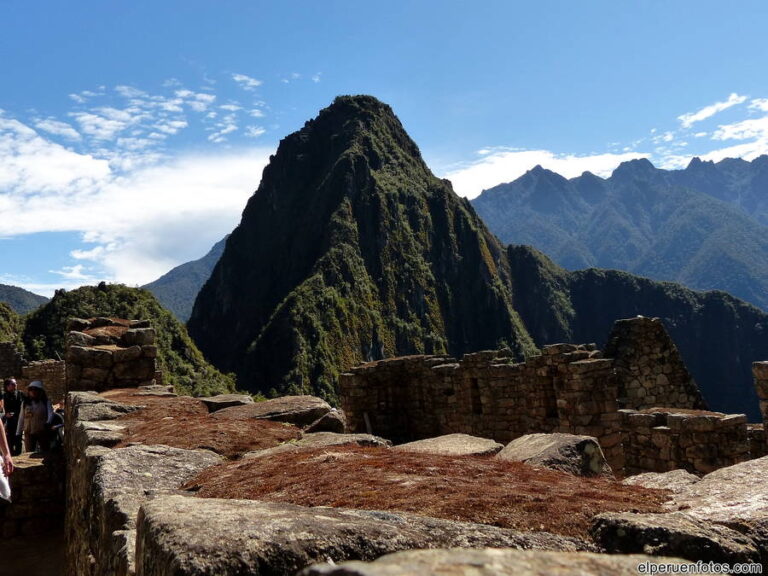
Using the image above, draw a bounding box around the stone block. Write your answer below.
[112,345,143,363]
[122,328,156,346]
[394,434,503,456]
[135,496,594,576]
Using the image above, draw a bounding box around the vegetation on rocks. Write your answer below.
[0,302,23,347]
[189,95,535,402]
[23,283,235,397]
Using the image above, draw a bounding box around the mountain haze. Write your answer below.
[472,157,768,311]
[189,95,768,418]
[0,283,49,314]
[143,236,227,322]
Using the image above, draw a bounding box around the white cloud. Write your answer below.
[232,73,262,91]
[249,108,265,118]
[750,99,768,112]
[678,93,747,129]
[312,73,322,83]
[245,126,265,138]
[33,118,81,140]
[49,264,96,281]
[712,117,768,141]
[443,149,649,199]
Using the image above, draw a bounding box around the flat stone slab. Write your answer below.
[670,456,768,525]
[243,432,391,460]
[591,511,760,564]
[496,433,612,477]
[69,391,139,422]
[299,549,691,576]
[393,434,503,457]
[211,395,331,426]
[135,496,594,576]
[199,393,254,412]
[623,469,701,495]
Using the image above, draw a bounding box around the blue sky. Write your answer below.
[2,1,768,295]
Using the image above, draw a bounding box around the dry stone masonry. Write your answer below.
[620,409,749,475]
[65,317,158,393]
[21,359,66,403]
[340,317,754,475]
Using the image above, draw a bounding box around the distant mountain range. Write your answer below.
[143,237,228,322]
[0,283,49,315]
[472,156,768,311]
[185,95,768,419]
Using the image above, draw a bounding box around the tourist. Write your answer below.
[1,378,24,456]
[16,381,54,453]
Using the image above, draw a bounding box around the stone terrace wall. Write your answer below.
[0,453,65,538]
[21,359,67,404]
[0,341,24,379]
[620,409,749,475]
[341,344,626,469]
[65,317,157,393]
[340,317,712,473]
[603,317,705,411]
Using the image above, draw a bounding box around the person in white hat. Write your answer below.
[16,381,54,453]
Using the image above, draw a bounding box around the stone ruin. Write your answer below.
[339,317,753,475]
[65,317,159,392]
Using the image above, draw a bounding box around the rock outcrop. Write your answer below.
[394,434,503,457]
[496,433,612,477]
[211,394,332,426]
[591,512,760,564]
[135,496,594,576]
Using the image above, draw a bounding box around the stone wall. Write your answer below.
[65,318,157,393]
[620,409,749,475]
[604,318,705,410]
[20,359,67,404]
[0,453,65,538]
[340,318,705,472]
[341,345,625,467]
[0,341,24,379]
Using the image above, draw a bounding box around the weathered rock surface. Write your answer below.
[136,496,594,576]
[69,391,139,422]
[299,548,689,576]
[243,432,391,459]
[199,393,253,412]
[591,512,760,564]
[211,395,331,426]
[496,433,613,477]
[623,469,701,494]
[393,433,503,457]
[135,384,177,397]
[71,443,222,576]
[668,455,768,560]
[305,408,347,433]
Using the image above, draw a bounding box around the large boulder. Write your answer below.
[211,395,331,426]
[393,434,503,457]
[305,408,347,433]
[135,496,594,576]
[591,512,760,564]
[199,393,254,413]
[496,433,613,477]
[299,549,690,576]
[243,432,391,460]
